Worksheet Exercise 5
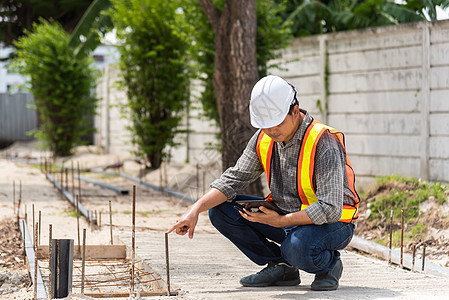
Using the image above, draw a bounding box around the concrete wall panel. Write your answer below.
[328,91,421,113]
[350,155,421,178]
[430,113,449,135]
[346,135,421,157]
[327,30,421,54]
[328,113,421,135]
[329,69,422,93]
[430,66,449,89]
[430,90,449,112]
[288,76,321,96]
[430,137,449,158]
[429,159,449,181]
[329,46,422,73]
[430,43,449,66]
[273,56,321,77]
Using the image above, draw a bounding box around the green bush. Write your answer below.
[13,19,97,156]
[110,0,192,168]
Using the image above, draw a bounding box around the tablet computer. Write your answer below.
[235,199,288,215]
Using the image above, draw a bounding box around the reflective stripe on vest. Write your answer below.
[256,119,360,223]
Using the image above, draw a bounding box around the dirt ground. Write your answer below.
[0,141,216,299]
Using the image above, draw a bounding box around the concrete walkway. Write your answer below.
[119,231,449,300]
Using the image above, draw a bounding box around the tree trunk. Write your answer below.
[199,0,263,196]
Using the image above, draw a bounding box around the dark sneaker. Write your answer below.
[311,258,343,291]
[240,262,300,287]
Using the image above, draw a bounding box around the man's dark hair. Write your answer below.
[288,97,299,115]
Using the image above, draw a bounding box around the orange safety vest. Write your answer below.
[256,119,359,223]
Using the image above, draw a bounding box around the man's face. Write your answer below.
[262,106,300,143]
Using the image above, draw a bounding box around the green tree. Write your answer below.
[12,19,98,156]
[188,0,291,125]
[280,0,426,37]
[110,0,192,169]
[0,0,94,46]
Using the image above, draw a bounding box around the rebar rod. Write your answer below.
[76,195,81,259]
[400,209,404,268]
[389,207,393,264]
[131,185,136,294]
[82,228,86,294]
[422,243,426,271]
[165,232,170,296]
[109,200,113,245]
[34,223,38,300]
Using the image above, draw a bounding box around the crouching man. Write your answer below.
[168,75,360,291]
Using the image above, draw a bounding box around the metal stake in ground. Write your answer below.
[422,243,426,271]
[109,200,113,245]
[49,224,52,260]
[39,211,41,246]
[165,232,171,296]
[389,207,393,264]
[412,244,416,272]
[131,185,136,295]
[400,209,404,268]
[76,195,81,259]
[34,223,38,300]
[71,161,75,197]
[81,228,86,294]
[77,161,82,203]
[32,204,35,248]
[13,180,15,214]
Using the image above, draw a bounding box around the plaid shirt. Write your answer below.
[210,111,358,225]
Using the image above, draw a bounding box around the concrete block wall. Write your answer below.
[271,20,449,187]
[95,20,449,188]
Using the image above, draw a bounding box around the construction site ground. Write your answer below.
[1,143,449,299]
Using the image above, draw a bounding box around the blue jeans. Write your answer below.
[208,195,354,274]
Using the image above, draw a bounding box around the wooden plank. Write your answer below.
[328,91,421,113]
[328,113,421,135]
[329,46,422,73]
[37,244,127,259]
[430,90,449,112]
[329,68,422,93]
[346,135,421,157]
[430,43,449,66]
[430,66,449,89]
[430,113,449,135]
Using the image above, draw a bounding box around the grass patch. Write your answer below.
[65,209,78,218]
[367,175,448,223]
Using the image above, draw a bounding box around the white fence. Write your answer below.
[95,20,449,187]
[271,20,449,187]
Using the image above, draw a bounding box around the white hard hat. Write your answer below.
[249,75,298,128]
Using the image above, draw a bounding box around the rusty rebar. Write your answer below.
[32,204,35,248]
[71,161,75,197]
[49,224,52,260]
[77,161,82,204]
[82,228,86,294]
[412,244,416,272]
[109,200,113,245]
[61,163,64,200]
[165,232,170,296]
[13,180,15,214]
[400,208,404,268]
[99,212,102,230]
[34,222,38,300]
[422,243,426,271]
[131,185,136,294]
[76,195,81,259]
[38,211,41,246]
[65,168,68,194]
[389,207,393,264]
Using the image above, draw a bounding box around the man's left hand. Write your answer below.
[238,206,284,227]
